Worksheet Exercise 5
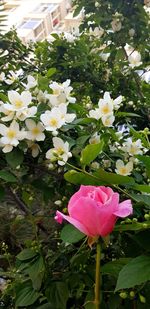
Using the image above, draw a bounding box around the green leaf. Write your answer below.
[0,170,17,182]
[61,224,85,244]
[115,255,150,291]
[132,230,150,251]
[117,112,141,118]
[84,291,95,309]
[132,184,150,193]
[81,140,104,165]
[5,149,24,168]
[46,67,56,78]
[94,168,135,185]
[130,193,150,207]
[37,304,53,309]
[38,75,49,91]
[102,258,132,278]
[0,93,8,102]
[46,282,69,309]
[64,170,102,185]
[15,282,40,307]
[17,249,38,261]
[73,4,83,17]
[27,256,45,290]
[136,155,150,177]
[76,135,91,146]
[73,118,96,125]
[129,127,148,148]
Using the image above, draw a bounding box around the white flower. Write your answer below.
[124,44,134,56]
[122,138,145,156]
[89,26,104,37]
[54,200,62,206]
[0,103,15,122]
[95,1,100,7]
[25,119,45,141]
[58,103,76,123]
[46,137,72,166]
[89,132,100,144]
[89,108,101,120]
[64,32,76,43]
[141,70,150,84]
[0,72,5,82]
[48,79,76,106]
[111,19,122,32]
[98,100,113,117]
[0,278,7,292]
[115,160,133,176]
[27,141,41,157]
[0,121,26,153]
[5,71,19,85]
[23,75,37,89]
[101,114,115,127]
[4,90,32,112]
[103,160,111,168]
[98,92,123,111]
[1,90,36,121]
[0,50,9,58]
[16,106,37,121]
[128,51,142,68]
[37,90,47,103]
[129,28,135,37]
[91,161,100,169]
[40,108,65,133]
[100,52,110,62]
[89,91,122,125]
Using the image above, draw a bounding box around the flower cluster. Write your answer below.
[115,137,148,176]
[0,77,75,165]
[89,91,123,127]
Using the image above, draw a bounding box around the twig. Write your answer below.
[8,187,30,215]
[8,187,49,235]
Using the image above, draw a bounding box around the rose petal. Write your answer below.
[55,210,89,235]
[69,197,103,236]
[114,199,133,217]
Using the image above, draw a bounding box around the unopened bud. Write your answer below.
[139,294,146,303]
[144,127,149,134]
[54,200,62,206]
[119,292,127,299]
[130,291,135,298]
[144,214,149,220]
[63,207,67,214]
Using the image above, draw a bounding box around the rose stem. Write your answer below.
[94,241,101,309]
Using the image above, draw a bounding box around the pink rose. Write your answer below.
[55,185,133,237]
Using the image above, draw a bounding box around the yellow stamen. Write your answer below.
[15,100,23,108]
[32,127,40,135]
[119,167,127,175]
[7,130,16,139]
[57,147,64,155]
[53,89,60,95]
[101,105,111,114]
[49,118,58,127]
[130,145,137,154]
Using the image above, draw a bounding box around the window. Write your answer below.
[34,23,43,37]
[32,4,57,14]
[19,19,42,30]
